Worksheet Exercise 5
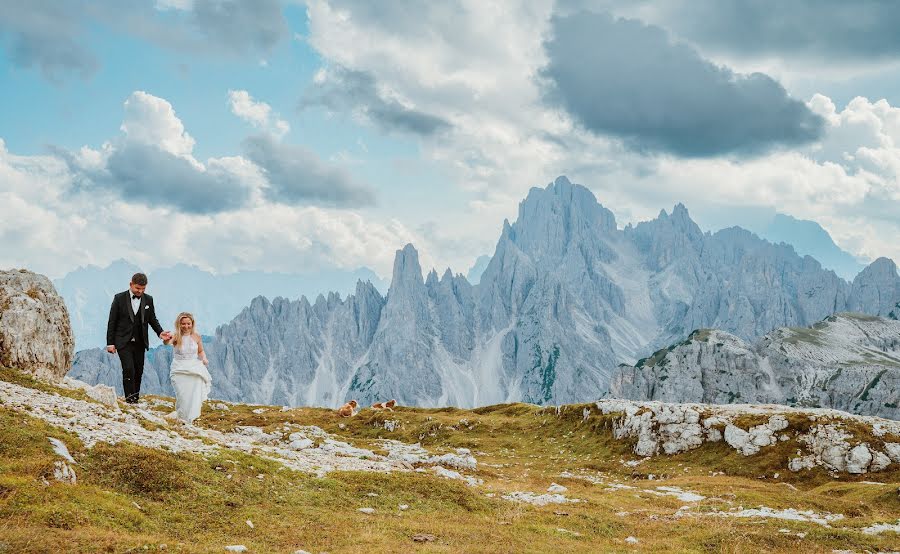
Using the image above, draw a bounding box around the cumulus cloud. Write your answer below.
[0,122,412,280]
[100,143,253,213]
[243,134,376,207]
[540,12,824,157]
[302,65,451,136]
[228,89,290,137]
[121,90,197,157]
[53,91,373,214]
[53,91,255,214]
[0,138,418,279]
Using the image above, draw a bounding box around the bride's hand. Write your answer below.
[202,358,209,366]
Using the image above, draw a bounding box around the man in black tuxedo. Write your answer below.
[106,273,172,403]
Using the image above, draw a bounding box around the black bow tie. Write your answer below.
[132,295,141,300]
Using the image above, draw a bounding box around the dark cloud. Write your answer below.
[0,0,288,82]
[190,0,287,55]
[56,143,252,214]
[0,0,97,79]
[650,0,900,62]
[243,134,376,207]
[302,66,451,136]
[540,12,824,157]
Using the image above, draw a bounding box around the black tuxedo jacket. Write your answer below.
[106,291,164,351]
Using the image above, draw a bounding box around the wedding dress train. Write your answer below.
[170,335,212,423]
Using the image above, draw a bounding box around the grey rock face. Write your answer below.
[848,257,900,318]
[0,269,74,380]
[69,177,900,411]
[609,314,900,419]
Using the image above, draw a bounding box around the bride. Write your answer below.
[163,312,212,424]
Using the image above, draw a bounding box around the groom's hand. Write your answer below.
[106,345,116,354]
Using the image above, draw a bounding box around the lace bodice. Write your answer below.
[174,334,199,361]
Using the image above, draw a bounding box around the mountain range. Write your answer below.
[70,177,900,413]
[55,260,388,351]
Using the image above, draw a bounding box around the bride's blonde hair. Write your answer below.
[173,312,196,346]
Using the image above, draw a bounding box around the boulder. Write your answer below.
[62,377,120,409]
[846,444,873,474]
[0,269,74,380]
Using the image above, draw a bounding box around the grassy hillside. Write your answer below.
[1,368,898,553]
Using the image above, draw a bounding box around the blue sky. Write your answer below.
[2,0,900,280]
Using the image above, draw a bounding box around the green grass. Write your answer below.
[1,369,899,553]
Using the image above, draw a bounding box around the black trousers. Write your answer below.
[117,341,146,403]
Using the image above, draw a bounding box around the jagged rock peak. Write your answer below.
[508,177,618,262]
[655,202,704,240]
[520,176,616,229]
[425,268,439,287]
[388,244,426,300]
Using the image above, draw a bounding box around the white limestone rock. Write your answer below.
[870,451,892,472]
[883,443,900,463]
[846,444,873,474]
[63,378,120,409]
[502,491,580,506]
[0,269,74,381]
[52,461,77,484]
[724,425,758,456]
[598,398,899,474]
[547,483,568,493]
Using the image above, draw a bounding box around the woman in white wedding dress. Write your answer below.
[163,312,212,424]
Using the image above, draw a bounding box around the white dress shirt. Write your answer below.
[131,294,141,315]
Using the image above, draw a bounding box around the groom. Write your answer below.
[106,272,172,403]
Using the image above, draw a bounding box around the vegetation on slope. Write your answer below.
[0,368,899,553]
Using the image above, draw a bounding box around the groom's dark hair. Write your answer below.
[131,272,148,286]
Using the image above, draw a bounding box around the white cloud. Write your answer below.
[228,89,290,138]
[121,90,197,159]
[55,90,372,213]
[0,135,420,280]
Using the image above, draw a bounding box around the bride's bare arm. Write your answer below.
[196,334,209,365]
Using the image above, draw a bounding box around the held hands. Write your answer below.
[159,330,173,342]
[106,345,116,354]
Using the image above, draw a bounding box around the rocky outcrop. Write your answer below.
[608,314,900,419]
[0,269,74,380]
[596,399,900,475]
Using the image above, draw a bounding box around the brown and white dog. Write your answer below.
[371,399,397,412]
[337,400,358,417]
